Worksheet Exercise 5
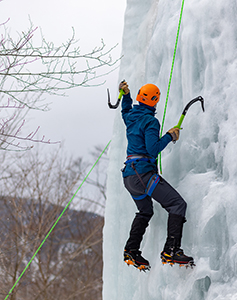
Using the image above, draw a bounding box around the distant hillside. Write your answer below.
[0,196,103,300]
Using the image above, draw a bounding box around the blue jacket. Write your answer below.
[121,93,172,177]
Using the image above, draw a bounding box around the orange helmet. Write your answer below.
[136,84,160,107]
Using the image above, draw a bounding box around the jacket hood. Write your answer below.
[139,102,156,112]
[128,104,155,122]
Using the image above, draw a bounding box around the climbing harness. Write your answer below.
[124,155,160,200]
[131,173,160,200]
[125,154,156,164]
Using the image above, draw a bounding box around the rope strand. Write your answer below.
[158,0,185,174]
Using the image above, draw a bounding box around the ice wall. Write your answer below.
[103,0,237,299]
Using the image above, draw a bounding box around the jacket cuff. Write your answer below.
[123,92,131,98]
[166,132,173,141]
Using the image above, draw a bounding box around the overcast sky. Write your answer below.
[1,0,126,160]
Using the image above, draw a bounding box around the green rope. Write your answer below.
[5,1,185,295]
[4,140,111,300]
[158,0,185,174]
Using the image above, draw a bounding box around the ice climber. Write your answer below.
[120,81,194,271]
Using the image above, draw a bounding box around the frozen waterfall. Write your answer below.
[103,0,237,299]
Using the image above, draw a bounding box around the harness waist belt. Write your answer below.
[125,155,156,164]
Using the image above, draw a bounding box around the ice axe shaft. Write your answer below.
[175,96,204,129]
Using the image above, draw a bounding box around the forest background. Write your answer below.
[0,0,126,298]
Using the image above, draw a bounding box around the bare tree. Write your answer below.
[83,145,109,207]
[0,14,119,150]
[0,147,105,300]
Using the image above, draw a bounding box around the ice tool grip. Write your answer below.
[176,114,185,130]
[175,96,204,129]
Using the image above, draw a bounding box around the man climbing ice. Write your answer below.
[120,81,194,271]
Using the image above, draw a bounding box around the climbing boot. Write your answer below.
[161,213,195,268]
[124,249,151,272]
[161,247,195,267]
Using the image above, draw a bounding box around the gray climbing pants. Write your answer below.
[123,171,187,250]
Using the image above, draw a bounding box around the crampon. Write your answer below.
[124,250,151,272]
[161,251,195,269]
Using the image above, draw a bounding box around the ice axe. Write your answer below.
[174,96,205,129]
[107,80,125,109]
